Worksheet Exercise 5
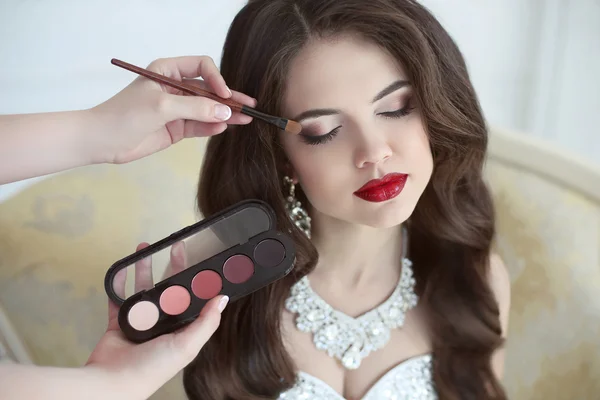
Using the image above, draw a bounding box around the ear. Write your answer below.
[283,161,299,184]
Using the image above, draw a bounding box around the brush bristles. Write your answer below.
[240,105,302,134]
[284,120,303,135]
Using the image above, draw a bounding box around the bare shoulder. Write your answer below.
[487,253,511,335]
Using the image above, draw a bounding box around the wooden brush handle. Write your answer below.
[111,58,243,112]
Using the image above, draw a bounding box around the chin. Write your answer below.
[352,198,417,229]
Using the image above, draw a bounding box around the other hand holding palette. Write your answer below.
[104,200,296,343]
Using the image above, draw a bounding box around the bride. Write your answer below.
[183,0,511,399]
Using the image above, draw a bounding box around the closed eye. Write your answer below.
[378,104,414,119]
[300,126,341,145]
[298,104,413,146]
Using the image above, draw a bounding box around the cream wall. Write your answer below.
[1,1,598,192]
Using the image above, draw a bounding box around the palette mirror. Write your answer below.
[107,203,273,303]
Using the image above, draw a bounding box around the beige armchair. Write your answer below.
[0,128,599,399]
[486,130,600,399]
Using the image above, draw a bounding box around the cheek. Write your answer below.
[410,129,433,170]
[280,139,343,202]
[391,115,432,166]
[408,128,433,185]
[286,146,329,186]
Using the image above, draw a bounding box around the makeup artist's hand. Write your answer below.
[0,55,258,185]
[90,55,257,164]
[85,241,227,400]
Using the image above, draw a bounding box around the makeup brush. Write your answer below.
[110,58,302,135]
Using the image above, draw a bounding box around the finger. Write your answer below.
[107,268,127,331]
[134,242,154,293]
[182,121,227,138]
[107,298,121,331]
[177,78,255,126]
[113,268,127,299]
[169,295,228,364]
[178,85,254,125]
[170,116,250,142]
[126,295,228,389]
[228,113,254,125]
[151,56,230,99]
[180,104,253,125]
[169,241,188,275]
[182,78,257,107]
[230,90,257,108]
[160,94,233,124]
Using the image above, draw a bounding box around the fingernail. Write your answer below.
[226,86,232,97]
[218,296,229,313]
[215,104,231,120]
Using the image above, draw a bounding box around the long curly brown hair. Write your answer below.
[184,1,506,399]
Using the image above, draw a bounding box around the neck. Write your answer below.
[309,209,405,289]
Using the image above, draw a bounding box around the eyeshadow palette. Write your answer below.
[104,199,296,343]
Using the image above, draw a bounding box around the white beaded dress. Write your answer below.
[278,226,437,399]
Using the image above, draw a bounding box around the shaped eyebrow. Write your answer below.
[292,80,409,123]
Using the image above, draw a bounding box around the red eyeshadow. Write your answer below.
[191,270,223,299]
[223,254,254,284]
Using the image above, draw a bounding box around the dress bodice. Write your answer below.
[277,353,437,400]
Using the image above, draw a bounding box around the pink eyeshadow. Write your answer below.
[127,301,159,331]
[191,270,223,299]
[223,254,254,284]
[159,285,191,315]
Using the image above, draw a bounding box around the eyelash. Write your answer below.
[300,104,414,146]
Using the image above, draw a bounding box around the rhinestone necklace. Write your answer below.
[284,256,418,370]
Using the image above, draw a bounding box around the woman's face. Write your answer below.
[279,35,433,229]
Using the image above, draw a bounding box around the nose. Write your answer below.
[354,130,393,169]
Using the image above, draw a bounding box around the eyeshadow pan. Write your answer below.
[106,200,298,344]
[191,270,223,299]
[128,301,159,331]
[159,285,191,315]
[223,254,254,284]
[253,239,285,268]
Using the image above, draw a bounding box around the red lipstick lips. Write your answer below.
[353,173,408,202]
